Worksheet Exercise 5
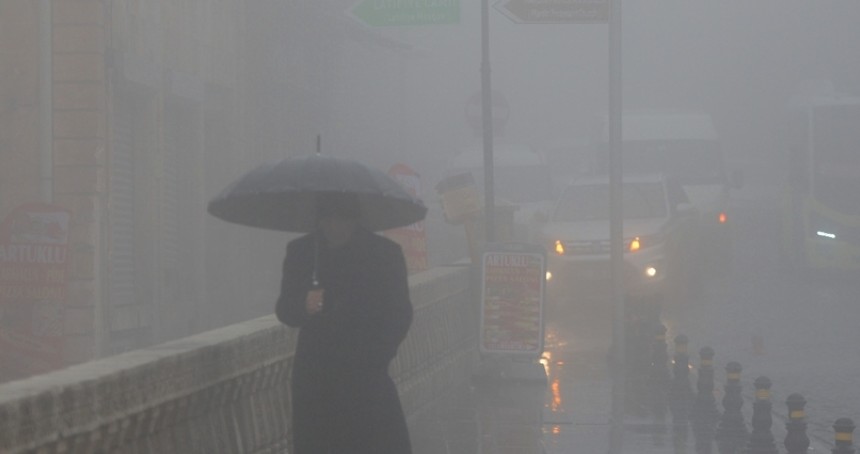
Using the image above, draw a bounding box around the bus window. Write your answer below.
[812,105,860,215]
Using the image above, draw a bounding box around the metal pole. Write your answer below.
[608,0,625,452]
[480,0,496,243]
[39,0,53,203]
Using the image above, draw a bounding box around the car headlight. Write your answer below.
[628,237,641,252]
[626,234,664,252]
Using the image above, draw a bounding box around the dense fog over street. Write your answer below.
[2,1,860,452]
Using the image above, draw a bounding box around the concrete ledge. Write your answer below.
[0,265,478,453]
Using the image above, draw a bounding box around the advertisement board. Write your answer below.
[0,203,71,380]
[385,163,428,274]
[480,243,545,356]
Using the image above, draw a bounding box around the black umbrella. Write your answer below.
[207,154,427,232]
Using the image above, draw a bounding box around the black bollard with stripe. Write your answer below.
[671,334,694,453]
[833,418,856,454]
[744,376,778,454]
[691,346,720,454]
[783,393,809,454]
[716,361,749,454]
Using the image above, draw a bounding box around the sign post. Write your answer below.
[476,245,546,453]
[607,0,625,451]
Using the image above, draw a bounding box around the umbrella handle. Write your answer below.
[312,235,320,287]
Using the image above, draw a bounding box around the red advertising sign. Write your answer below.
[0,203,71,380]
[385,163,428,274]
[480,244,545,356]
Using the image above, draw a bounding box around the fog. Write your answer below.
[1,0,860,385]
[222,0,860,368]
[295,1,860,194]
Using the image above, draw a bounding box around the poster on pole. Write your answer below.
[384,163,428,274]
[0,203,71,381]
[480,243,545,356]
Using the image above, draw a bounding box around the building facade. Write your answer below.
[0,0,340,382]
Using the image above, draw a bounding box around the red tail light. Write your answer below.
[718,212,727,224]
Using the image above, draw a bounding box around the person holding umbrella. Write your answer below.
[208,154,426,453]
[276,192,413,453]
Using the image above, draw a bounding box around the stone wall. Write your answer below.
[0,265,477,453]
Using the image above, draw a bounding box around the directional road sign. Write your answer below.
[350,0,460,27]
[494,0,609,24]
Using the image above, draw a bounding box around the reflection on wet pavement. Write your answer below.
[411,300,704,453]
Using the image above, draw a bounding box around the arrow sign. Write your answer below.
[350,0,460,27]
[494,0,609,24]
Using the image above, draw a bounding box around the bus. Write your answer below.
[780,91,860,272]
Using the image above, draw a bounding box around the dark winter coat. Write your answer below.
[276,228,413,454]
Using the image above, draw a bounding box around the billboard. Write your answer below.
[385,163,428,274]
[480,243,545,356]
[0,203,71,380]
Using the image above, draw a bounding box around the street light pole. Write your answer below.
[39,0,53,203]
[481,0,496,244]
[608,0,625,452]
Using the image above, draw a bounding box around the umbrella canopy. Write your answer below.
[207,154,427,232]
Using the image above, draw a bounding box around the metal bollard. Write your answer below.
[715,361,749,454]
[691,346,720,454]
[744,376,778,454]
[832,417,856,454]
[671,334,694,453]
[783,393,809,454]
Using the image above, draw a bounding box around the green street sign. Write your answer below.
[350,0,460,27]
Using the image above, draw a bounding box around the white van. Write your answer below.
[444,142,555,243]
[593,110,742,273]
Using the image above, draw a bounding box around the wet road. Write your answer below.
[412,180,859,452]
[664,185,860,448]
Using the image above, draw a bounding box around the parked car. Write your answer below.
[540,174,701,303]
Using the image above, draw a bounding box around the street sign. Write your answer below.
[350,0,460,27]
[479,243,546,356]
[494,0,609,24]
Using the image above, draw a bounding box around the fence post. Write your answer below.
[783,393,809,454]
